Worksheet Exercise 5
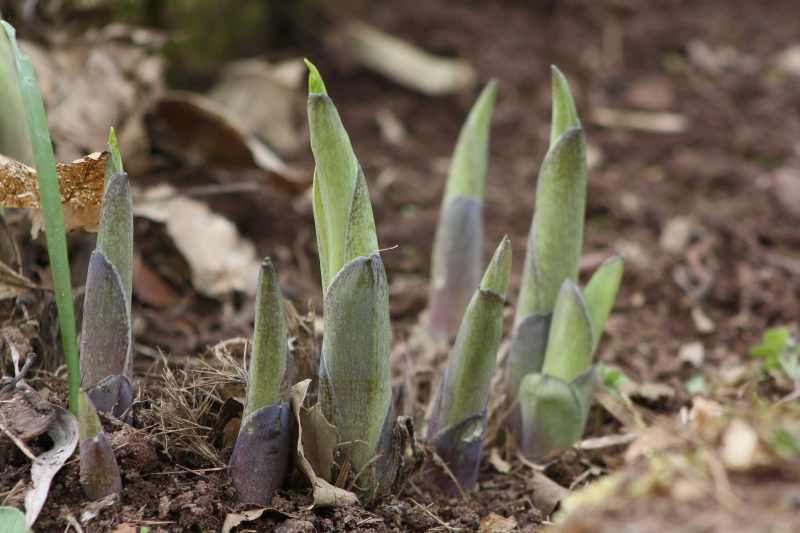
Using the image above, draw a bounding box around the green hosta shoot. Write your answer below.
[506,67,586,406]
[0,506,28,533]
[502,66,625,457]
[428,237,510,492]
[80,130,133,419]
[306,61,395,500]
[1,21,80,415]
[518,258,623,459]
[78,390,122,499]
[428,80,498,342]
[229,258,291,505]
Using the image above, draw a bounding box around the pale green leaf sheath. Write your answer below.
[306,61,378,293]
[0,24,31,163]
[507,66,586,408]
[427,237,510,492]
[429,80,498,342]
[541,280,594,383]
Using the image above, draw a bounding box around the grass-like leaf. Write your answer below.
[1,21,79,414]
[0,23,31,164]
[428,81,498,341]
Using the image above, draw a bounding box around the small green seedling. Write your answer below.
[428,80,498,342]
[229,259,291,505]
[427,236,510,492]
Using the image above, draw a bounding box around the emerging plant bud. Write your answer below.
[507,67,586,429]
[81,169,134,418]
[229,259,291,505]
[428,237,511,492]
[583,256,625,351]
[78,390,122,500]
[428,80,498,342]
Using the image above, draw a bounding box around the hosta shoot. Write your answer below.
[80,130,133,418]
[78,390,122,499]
[306,61,394,500]
[428,237,511,492]
[428,80,498,342]
[229,258,291,505]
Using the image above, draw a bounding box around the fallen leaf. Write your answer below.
[209,58,306,156]
[0,384,55,442]
[620,381,675,406]
[145,91,308,191]
[660,216,694,253]
[334,21,476,96]
[221,509,267,533]
[0,152,108,232]
[480,512,517,533]
[132,253,179,308]
[289,380,359,508]
[678,341,705,367]
[135,185,260,296]
[299,403,338,481]
[23,406,79,528]
[591,107,688,134]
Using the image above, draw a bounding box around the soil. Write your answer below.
[2,0,800,531]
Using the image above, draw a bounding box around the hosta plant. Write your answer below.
[427,236,511,493]
[506,67,624,458]
[80,130,134,418]
[228,258,291,505]
[306,61,400,501]
[78,390,122,499]
[428,80,498,342]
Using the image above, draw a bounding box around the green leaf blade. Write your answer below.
[583,255,624,351]
[541,280,594,383]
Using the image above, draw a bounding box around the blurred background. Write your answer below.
[2,0,800,393]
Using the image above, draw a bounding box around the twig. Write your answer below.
[0,416,38,461]
[431,450,467,500]
[410,499,462,532]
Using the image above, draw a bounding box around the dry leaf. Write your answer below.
[480,512,517,533]
[221,508,267,533]
[0,152,108,232]
[209,58,306,156]
[289,380,359,508]
[23,406,79,528]
[145,91,308,192]
[135,185,259,297]
[299,403,338,481]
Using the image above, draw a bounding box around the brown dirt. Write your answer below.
[3,0,800,531]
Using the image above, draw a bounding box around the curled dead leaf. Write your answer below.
[0,152,108,233]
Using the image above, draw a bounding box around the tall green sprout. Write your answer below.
[1,21,79,414]
[506,67,624,458]
[306,61,394,500]
[229,258,291,505]
[80,130,133,419]
[427,237,511,492]
[428,80,498,342]
[0,23,31,163]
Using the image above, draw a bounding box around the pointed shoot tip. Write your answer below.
[304,59,328,95]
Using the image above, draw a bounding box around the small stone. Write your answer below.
[721,419,759,470]
[660,216,693,253]
[679,342,705,367]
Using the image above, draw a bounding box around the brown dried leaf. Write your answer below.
[479,512,517,533]
[0,152,108,232]
[289,380,359,508]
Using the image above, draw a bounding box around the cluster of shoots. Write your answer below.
[2,21,131,500]
[427,66,624,490]
[3,13,624,508]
